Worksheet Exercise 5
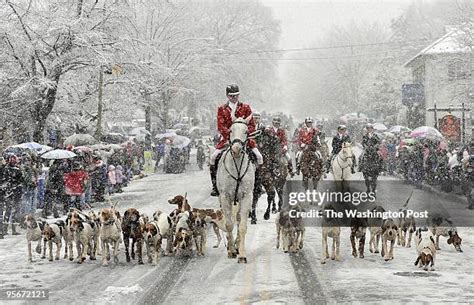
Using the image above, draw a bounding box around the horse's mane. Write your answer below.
[260,130,281,157]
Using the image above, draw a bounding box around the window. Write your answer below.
[448,58,471,80]
[413,64,425,84]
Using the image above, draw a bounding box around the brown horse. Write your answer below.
[250,130,282,224]
[300,140,324,191]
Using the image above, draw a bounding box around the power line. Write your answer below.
[220,38,432,54]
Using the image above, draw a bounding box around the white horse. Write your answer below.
[216,116,256,263]
[331,142,353,192]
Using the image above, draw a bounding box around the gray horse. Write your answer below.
[216,116,256,263]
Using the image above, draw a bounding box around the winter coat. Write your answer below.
[332,133,352,155]
[362,133,381,152]
[297,127,318,146]
[115,165,124,184]
[46,161,65,193]
[3,164,24,198]
[216,101,256,149]
[108,165,117,185]
[64,170,89,196]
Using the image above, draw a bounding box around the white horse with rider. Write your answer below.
[331,141,354,192]
[216,115,257,263]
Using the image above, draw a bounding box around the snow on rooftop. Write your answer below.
[404,28,472,67]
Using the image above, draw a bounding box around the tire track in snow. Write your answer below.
[138,257,192,304]
[289,250,327,304]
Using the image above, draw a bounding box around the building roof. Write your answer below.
[404,28,472,67]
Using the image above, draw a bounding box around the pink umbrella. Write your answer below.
[410,126,443,139]
[73,146,93,153]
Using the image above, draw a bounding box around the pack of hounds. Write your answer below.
[24,196,463,271]
[276,204,463,271]
[24,195,229,266]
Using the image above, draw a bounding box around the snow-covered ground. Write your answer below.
[0,155,473,304]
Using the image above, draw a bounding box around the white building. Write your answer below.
[404,28,473,131]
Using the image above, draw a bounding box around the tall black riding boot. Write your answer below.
[3,224,8,236]
[351,155,356,174]
[210,164,219,197]
[288,162,294,177]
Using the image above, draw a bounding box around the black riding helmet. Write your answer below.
[226,84,240,96]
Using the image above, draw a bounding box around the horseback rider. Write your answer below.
[267,115,294,177]
[327,125,356,174]
[295,117,318,175]
[209,84,263,196]
[253,112,265,132]
[360,123,382,172]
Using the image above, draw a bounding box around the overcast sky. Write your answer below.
[257,0,418,115]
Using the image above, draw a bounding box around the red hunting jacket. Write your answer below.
[216,101,256,149]
[267,127,288,152]
[297,127,318,146]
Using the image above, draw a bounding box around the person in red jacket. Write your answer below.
[295,117,319,174]
[64,162,89,210]
[209,84,263,196]
[267,116,294,176]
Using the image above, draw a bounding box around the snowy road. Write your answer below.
[1,161,473,304]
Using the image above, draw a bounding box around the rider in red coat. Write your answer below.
[267,116,294,176]
[209,84,263,196]
[295,117,319,174]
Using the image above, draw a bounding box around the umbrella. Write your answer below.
[389,125,411,134]
[129,127,151,136]
[13,142,53,154]
[3,146,29,157]
[102,133,126,144]
[73,146,93,153]
[410,126,443,139]
[41,149,77,159]
[90,143,108,150]
[373,123,388,131]
[171,135,191,149]
[383,131,395,138]
[400,138,416,146]
[64,134,98,146]
[133,134,146,143]
[155,131,178,139]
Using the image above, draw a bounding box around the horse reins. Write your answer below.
[223,147,252,206]
[336,150,351,180]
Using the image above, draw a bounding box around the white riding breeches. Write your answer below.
[210,148,222,166]
[252,147,263,165]
[210,147,263,165]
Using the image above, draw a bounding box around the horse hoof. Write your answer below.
[374,250,379,254]
[138,260,144,265]
[271,208,277,214]
[131,253,135,260]
[126,256,131,263]
[228,253,237,259]
[69,258,74,261]
[263,212,270,220]
[251,218,257,225]
[238,257,247,264]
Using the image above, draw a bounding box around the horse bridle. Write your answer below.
[229,120,249,147]
[223,148,252,206]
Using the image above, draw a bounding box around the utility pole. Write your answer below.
[95,69,104,139]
